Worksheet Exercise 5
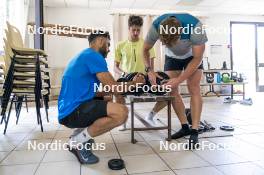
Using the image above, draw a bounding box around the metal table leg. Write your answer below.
[131,101,136,143]
[166,100,172,141]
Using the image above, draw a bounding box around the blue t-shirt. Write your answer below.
[58,48,108,120]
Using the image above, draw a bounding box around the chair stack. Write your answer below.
[0,22,51,134]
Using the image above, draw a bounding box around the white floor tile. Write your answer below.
[216,162,264,175]
[1,150,46,165]
[35,161,80,175]
[81,157,127,175]
[123,154,169,174]
[0,163,38,175]
[160,151,210,169]
[174,166,224,175]
[116,142,154,156]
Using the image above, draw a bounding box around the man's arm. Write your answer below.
[143,42,155,68]
[96,72,144,95]
[114,61,126,76]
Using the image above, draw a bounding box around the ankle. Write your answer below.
[190,129,198,135]
[181,123,190,130]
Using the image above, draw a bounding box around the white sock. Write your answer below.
[70,128,91,144]
[147,111,156,120]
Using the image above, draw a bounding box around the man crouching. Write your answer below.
[58,31,144,164]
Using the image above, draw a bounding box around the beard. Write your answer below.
[99,47,108,58]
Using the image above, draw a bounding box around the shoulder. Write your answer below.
[116,40,129,48]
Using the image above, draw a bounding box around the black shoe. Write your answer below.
[186,134,199,150]
[68,139,99,164]
[171,128,191,139]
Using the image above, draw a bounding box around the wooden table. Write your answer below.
[127,94,175,144]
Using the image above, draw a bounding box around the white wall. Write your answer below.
[26,7,113,96]
[25,7,264,96]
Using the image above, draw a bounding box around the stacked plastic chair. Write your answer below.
[0,22,51,134]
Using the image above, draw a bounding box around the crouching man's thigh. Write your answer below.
[107,102,128,126]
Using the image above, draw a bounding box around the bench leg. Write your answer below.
[167,100,172,141]
[131,102,136,143]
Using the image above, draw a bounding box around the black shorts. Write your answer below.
[59,98,108,128]
[164,55,204,71]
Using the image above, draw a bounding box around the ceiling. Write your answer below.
[30,0,264,15]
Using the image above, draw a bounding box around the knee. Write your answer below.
[189,86,201,96]
[170,88,180,96]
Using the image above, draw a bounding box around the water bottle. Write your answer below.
[217,72,221,83]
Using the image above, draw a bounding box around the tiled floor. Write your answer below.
[1,95,264,175]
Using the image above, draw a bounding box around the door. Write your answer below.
[231,22,264,93]
[256,25,264,92]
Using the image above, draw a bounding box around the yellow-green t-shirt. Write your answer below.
[115,38,155,74]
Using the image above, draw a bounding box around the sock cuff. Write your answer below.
[182,124,189,130]
[191,129,198,135]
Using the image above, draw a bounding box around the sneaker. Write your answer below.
[119,123,127,131]
[171,128,191,139]
[145,116,157,126]
[68,139,99,164]
[186,134,199,150]
[240,98,253,105]
[223,97,232,103]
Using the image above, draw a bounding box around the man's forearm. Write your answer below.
[114,62,125,75]
[111,81,139,95]
[114,66,124,75]
[143,49,151,68]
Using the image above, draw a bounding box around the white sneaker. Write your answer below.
[119,123,127,131]
[145,117,157,126]
[240,98,253,105]
[223,97,232,103]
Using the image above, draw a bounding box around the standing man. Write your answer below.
[114,15,156,127]
[143,13,207,149]
[115,15,156,75]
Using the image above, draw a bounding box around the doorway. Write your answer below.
[231,22,264,93]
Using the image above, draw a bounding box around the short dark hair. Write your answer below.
[88,31,110,44]
[128,15,143,27]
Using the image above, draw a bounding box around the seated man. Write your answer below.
[58,31,145,164]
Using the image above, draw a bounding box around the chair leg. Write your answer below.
[3,97,14,134]
[25,95,29,112]
[35,54,43,132]
[15,96,24,125]
[44,95,49,123]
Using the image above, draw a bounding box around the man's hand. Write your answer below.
[164,78,180,89]
[148,71,162,85]
[132,73,146,85]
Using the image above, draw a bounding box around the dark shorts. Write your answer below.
[164,55,204,71]
[59,98,108,128]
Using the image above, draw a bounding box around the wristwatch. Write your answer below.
[145,66,152,73]
[121,72,126,77]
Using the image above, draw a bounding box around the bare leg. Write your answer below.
[187,70,203,130]
[152,101,167,113]
[114,95,127,130]
[166,71,188,124]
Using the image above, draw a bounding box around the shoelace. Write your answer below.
[80,141,93,158]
